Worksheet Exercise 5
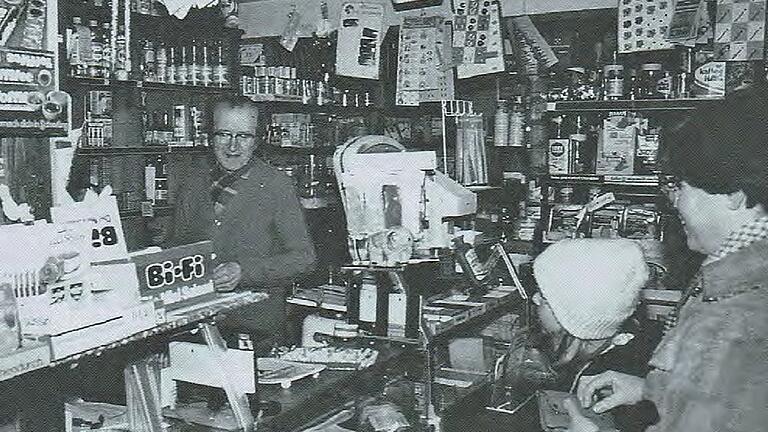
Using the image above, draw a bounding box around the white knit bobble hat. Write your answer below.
[533,239,649,340]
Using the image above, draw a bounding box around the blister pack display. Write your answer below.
[618,0,675,53]
[714,0,766,61]
[451,0,505,78]
[395,15,454,106]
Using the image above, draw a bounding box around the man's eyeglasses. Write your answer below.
[213,130,257,146]
[661,176,682,205]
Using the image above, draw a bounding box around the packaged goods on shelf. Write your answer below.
[596,114,637,175]
[622,204,661,240]
[269,113,313,147]
[588,204,624,239]
[545,204,583,242]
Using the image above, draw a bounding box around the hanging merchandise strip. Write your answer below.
[618,0,675,53]
[714,0,766,61]
[507,16,559,73]
[451,0,505,79]
[336,2,384,80]
[396,15,455,106]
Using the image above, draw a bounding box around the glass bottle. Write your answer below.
[87,20,103,78]
[508,96,525,148]
[213,40,229,88]
[166,46,176,84]
[68,17,86,77]
[176,43,188,85]
[201,40,212,87]
[101,22,112,77]
[189,39,200,86]
[114,25,127,78]
[569,115,587,173]
[141,39,156,82]
[155,40,167,83]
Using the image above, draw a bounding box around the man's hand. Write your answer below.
[214,262,242,292]
[564,397,599,432]
[577,371,646,413]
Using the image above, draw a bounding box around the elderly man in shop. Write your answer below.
[561,83,768,432]
[167,95,316,348]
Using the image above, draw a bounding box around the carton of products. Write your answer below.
[691,61,725,98]
[548,138,572,174]
[596,116,636,175]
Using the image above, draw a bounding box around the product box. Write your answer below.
[48,301,156,360]
[0,282,20,355]
[548,138,573,174]
[130,241,215,308]
[0,340,51,381]
[596,117,636,175]
[636,133,660,174]
[691,61,726,98]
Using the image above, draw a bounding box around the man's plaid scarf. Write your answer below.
[210,160,254,213]
[665,215,768,331]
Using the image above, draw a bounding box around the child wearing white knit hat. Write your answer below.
[530,239,659,432]
[534,238,649,340]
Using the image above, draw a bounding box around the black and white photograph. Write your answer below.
[0,0,766,430]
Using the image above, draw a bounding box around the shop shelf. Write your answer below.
[544,174,660,187]
[263,145,338,156]
[76,146,210,156]
[0,292,268,382]
[119,204,174,219]
[546,98,723,112]
[247,97,379,116]
[65,77,235,94]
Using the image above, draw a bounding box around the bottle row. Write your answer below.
[66,0,165,15]
[241,67,374,108]
[65,17,232,87]
[138,39,231,87]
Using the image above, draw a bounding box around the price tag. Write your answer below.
[51,194,129,263]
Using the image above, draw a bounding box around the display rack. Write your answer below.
[0,291,267,383]
[546,97,725,112]
[75,146,210,156]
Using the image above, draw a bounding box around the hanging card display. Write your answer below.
[396,15,454,106]
[451,0,505,79]
[336,2,384,79]
[714,0,766,61]
[0,0,68,135]
[618,0,675,53]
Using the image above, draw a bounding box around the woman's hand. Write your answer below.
[214,262,242,292]
[577,371,646,413]
[564,397,599,432]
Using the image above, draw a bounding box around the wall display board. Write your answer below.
[336,2,384,79]
[714,0,766,61]
[451,0,505,79]
[618,0,675,53]
[0,0,68,135]
[395,15,455,106]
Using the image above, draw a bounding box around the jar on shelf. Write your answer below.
[639,63,663,99]
[603,64,625,100]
